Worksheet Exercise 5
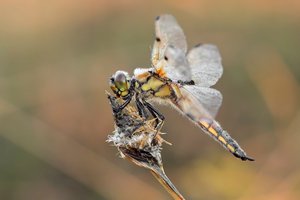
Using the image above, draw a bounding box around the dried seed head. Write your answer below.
[106,92,184,200]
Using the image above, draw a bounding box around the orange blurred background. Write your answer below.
[0,0,300,199]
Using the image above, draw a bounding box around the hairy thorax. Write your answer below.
[133,68,180,101]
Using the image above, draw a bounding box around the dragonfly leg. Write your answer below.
[135,97,149,119]
[113,96,132,113]
[144,101,165,129]
[143,101,165,142]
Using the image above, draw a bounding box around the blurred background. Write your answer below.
[0,0,300,199]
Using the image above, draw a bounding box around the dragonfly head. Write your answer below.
[110,70,131,98]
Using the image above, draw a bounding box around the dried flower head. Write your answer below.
[106,92,185,200]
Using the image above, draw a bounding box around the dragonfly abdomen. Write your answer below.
[198,118,254,161]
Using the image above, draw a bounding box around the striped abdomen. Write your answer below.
[198,118,254,161]
[172,88,254,161]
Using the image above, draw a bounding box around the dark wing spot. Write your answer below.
[164,56,168,61]
[155,37,161,42]
[189,80,195,85]
[155,16,160,21]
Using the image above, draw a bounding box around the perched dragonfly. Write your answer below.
[109,14,254,161]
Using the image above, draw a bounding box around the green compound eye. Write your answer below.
[115,81,127,91]
[115,72,128,91]
[110,70,131,97]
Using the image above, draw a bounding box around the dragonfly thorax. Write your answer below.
[134,68,176,100]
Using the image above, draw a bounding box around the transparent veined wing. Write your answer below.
[187,44,223,87]
[181,85,223,118]
[151,14,187,66]
[162,45,191,81]
[171,87,212,121]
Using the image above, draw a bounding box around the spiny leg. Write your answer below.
[135,97,149,119]
[143,101,165,130]
[143,101,165,142]
[112,96,132,113]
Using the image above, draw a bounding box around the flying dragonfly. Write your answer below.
[109,14,254,161]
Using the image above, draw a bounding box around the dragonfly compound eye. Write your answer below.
[110,70,130,97]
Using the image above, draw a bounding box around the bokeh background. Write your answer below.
[1,0,300,199]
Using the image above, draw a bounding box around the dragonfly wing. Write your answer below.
[182,85,223,118]
[187,44,223,87]
[151,14,187,65]
[171,88,212,121]
[163,45,192,81]
[170,87,254,161]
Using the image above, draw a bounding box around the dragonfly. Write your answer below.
[109,14,254,161]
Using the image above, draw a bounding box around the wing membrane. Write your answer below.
[187,44,223,87]
[151,14,187,65]
[182,85,223,118]
[163,46,191,81]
